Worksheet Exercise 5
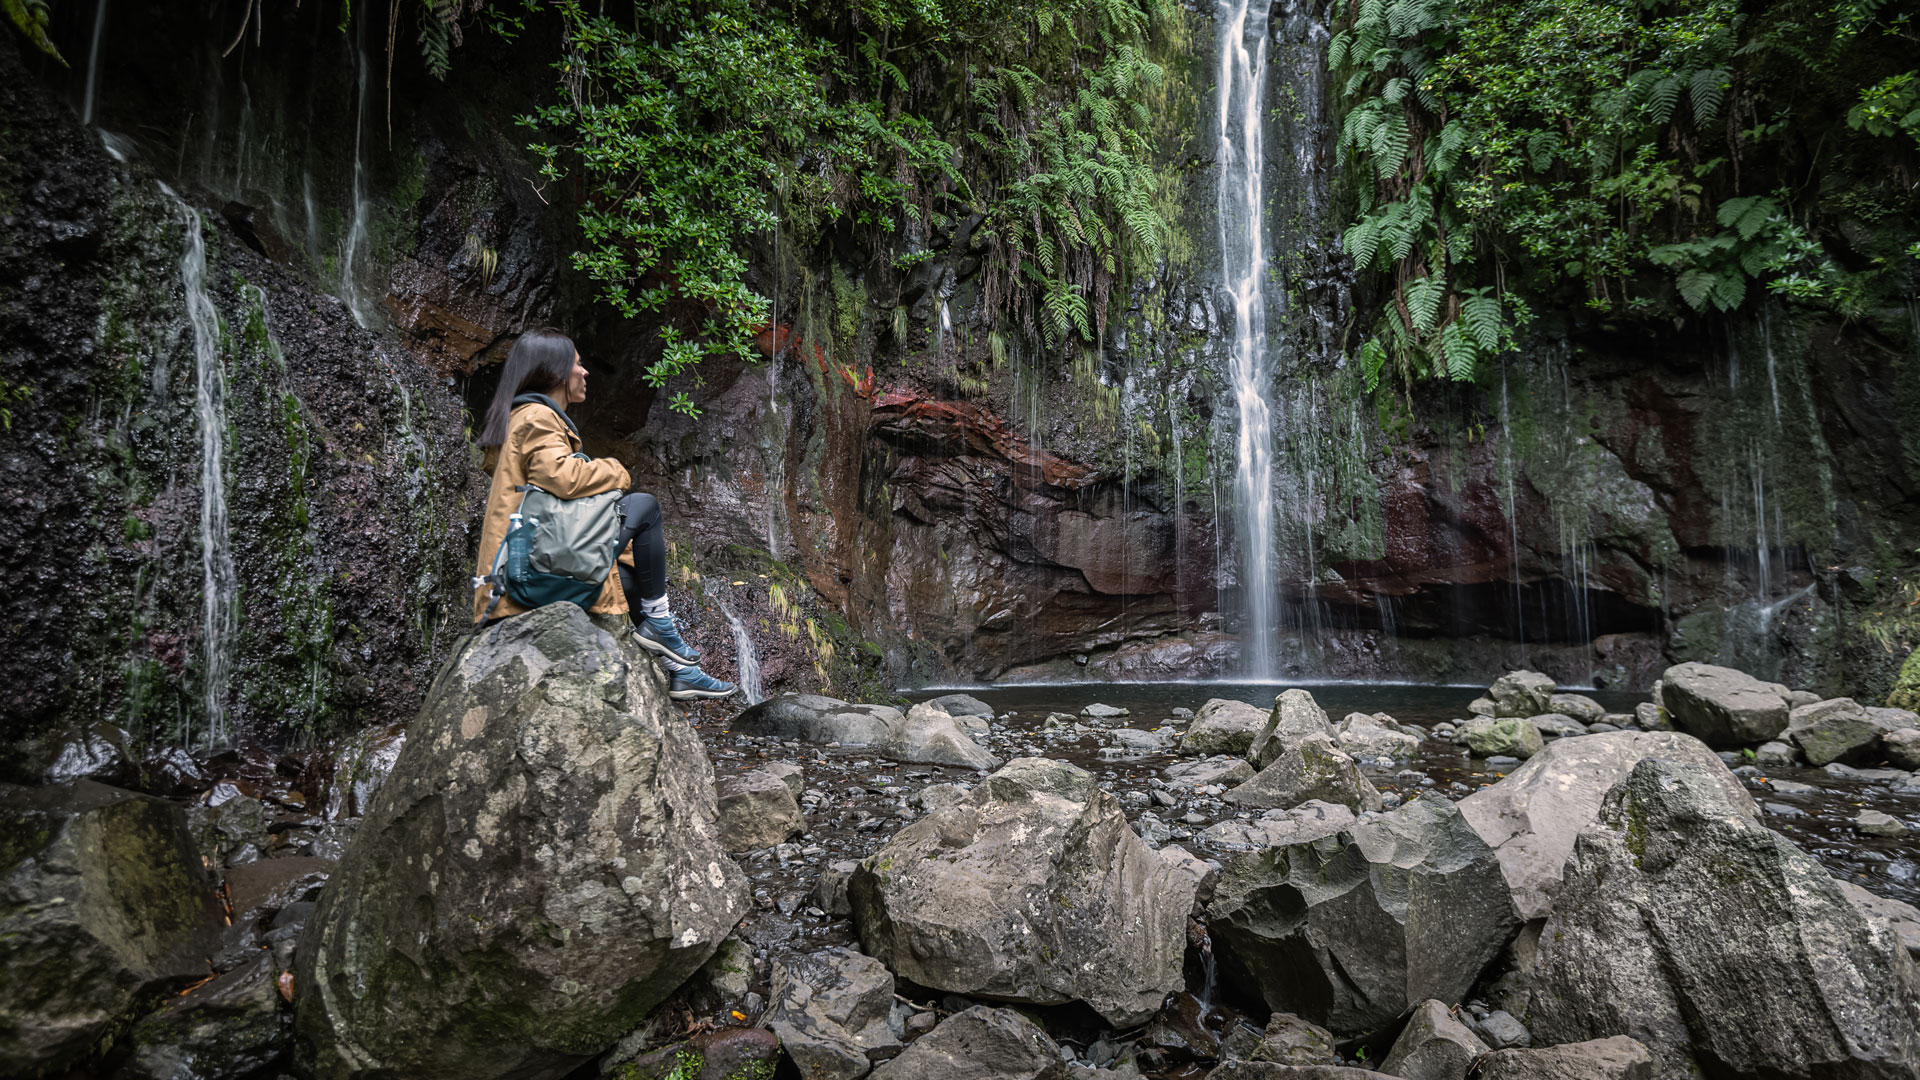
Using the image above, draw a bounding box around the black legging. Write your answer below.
[615,492,666,617]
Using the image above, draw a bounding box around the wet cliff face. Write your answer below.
[0,27,484,775]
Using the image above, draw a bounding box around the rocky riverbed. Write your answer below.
[5,617,1918,1080]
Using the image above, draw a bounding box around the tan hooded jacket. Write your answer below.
[472,401,633,622]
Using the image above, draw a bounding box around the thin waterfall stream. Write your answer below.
[1216,0,1276,678]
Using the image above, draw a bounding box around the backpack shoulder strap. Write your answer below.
[511,393,582,442]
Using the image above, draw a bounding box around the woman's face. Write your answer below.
[563,351,588,405]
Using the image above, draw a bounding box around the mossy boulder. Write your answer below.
[1887,645,1920,711]
[1463,717,1545,760]
[293,605,747,1080]
[0,780,226,1074]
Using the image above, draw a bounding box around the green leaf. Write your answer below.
[1407,275,1444,333]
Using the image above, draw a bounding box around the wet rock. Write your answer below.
[1181,699,1270,757]
[1658,662,1789,746]
[715,768,807,851]
[1249,690,1335,769]
[1838,880,1920,959]
[762,946,901,1080]
[1378,999,1489,1080]
[611,1027,782,1080]
[1488,671,1555,717]
[1527,713,1589,739]
[1111,728,1176,754]
[42,722,136,786]
[1225,735,1383,812]
[121,953,288,1080]
[733,695,1000,770]
[869,1006,1064,1080]
[1336,713,1419,760]
[1475,1037,1653,1080]
[1857,809,1908,837]
[929,693,995,720]
[1548,694,1606,724]
[1207,797,1517,1033]
[1203,1064,1404,1079]
[1083,703,1130,719]
[1755,740,1798,766]
[851,758,1194,1025]
[1885,728,1920,769]
[322,721,406,821]
[1196,800,1357,851]
[1244,1012,1338,1065]
[0,780,226,1073]
[695,937,753,1002]
[1166,756,1256,788]
[1457,731,1752,921]
[1144,992,1220,1057]
[294,606,747,1080]
[1787,698,1897,766]
[1462,718,1543,760]
[815,862,857,917]
[1530,758,1920,1079]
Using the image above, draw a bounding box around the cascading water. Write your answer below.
[80,0,108,125]
[707,584,765,705]
[1215,0,1276,677]
[339,44,377,327]
[163,185,238,748]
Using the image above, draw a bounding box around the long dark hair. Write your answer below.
[478,329,577,448]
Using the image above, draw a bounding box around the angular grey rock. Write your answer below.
[1203,1064,1407,1079]
[733,694,1001,769]
[1530,758,1920,1079]
[764,761,805,797]
[1225,734,1384,812]
[1839,880,1920,959]
[1249,690,1335,769]
[1475,1037,1654,1080]
[1181,699,1270,757]
[1245,1012,1338,1065]
[1788,698,1895,766]
[1466,1010,1529,1049]
[1458,731,1754,921]
[869,1006,1065,1080]
[0,780,226,1074]
[1083,703,1130,719]
[1110,727,1175,754]
[1548,694,1607,724]
[294,606,747,1080]
[1755,740,1798,766]
[929,693,995,720]
[762,947,900,1080]
[1379,999,1489,1080]
[1197,800,1356,852]
[1489,671,1556,717]
[1166,756,1256,788]
[1857,809,1907,837]
[714,768,806,851]
[851,758,1194,1025]
[1336,713,1420,760]
[1885,727,1920,769]
[1207,797,1518,1033]
[1658,662,1789,745]
[1527,713,1590,739]
[323,721,406,821]
[696,937,753,1001]
[121,953,288,1080]
[1633,702,1670,731]
[1468,697,1498,717]
[1462,717,1543,760]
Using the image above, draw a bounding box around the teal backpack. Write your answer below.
[476,394,624,621]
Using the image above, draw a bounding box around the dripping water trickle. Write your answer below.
[340,43,377,327]
[1216,0,1276,677]
[81,0,109,126]
[163,185,237,749]
[708,583,765,705]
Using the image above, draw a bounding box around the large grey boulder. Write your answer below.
[1336,713,1420,760]
[1838,881,1920,959]
[1530,758,1920,1079]
[850,758,1194,1026]
[1182,699,1270,757]
[713,768,805,851]
[1378,999,1489,1080]
[1488,671,1556,717]
[1458,732,1753,921]
[1461,717,1543,759]
[0,780,227,1074]
[1249,690,1335,769]
[870,1006,1063,1080]
[1885,727,1920,769]
[1225,735,1383,812]
[1787,698,1899,766]
[928,693,995,719]
[1207,797,1518,1034]
[733,694,1001,769]
[1166,756,1256,788]
[1476,1037,1653,1080]
[1657,662,1789,745]
[1197,800,1356,852]
[294,606,748,1080]
[762,947,900,1080]
[1548,694,1606,724]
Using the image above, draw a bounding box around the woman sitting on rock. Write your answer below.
[472,328,737,700]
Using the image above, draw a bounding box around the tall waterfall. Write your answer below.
[340,44,377,328]
[164,186,238,748]
[1216,0,1276,677]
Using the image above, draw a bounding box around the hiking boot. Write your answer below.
[669,667,738,701]
[633,615,701,665]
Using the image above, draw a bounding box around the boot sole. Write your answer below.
[669,685,739,701]
[633,628,701,666]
